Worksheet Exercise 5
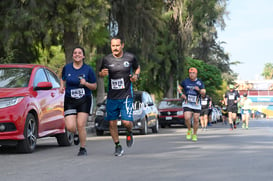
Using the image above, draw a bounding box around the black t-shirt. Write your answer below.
[225,90,240,107]
[201,95,211,109]
[100,52,139,99]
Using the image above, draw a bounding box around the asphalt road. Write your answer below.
[1,119,273,181]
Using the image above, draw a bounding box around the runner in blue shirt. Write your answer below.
[178,67,205,142]
[60,46,97,156]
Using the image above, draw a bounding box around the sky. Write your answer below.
[217,0,273,81]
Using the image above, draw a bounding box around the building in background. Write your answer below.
[236,80,273,118]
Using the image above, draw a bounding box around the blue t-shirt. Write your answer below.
[180,78,205,109]
[62,63,96,98]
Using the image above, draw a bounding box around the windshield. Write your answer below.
[0,68,32,88]
[158,100,182,109]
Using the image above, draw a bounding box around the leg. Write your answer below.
[122,120,133,132]
[76,112,89,148]
[184,111,193,131]
[200,116,204,129]
[65,115,77,133]
[109,120,119,143]
[228,112,233,124]
[204,114,208,129]
[192,112,200,135]
[245,111,250,128]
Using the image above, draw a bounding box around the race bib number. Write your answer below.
[71,88,85,99]
[201,100,207,105]
[187,95,197,103]
[111,78,125,90]
[228,94,235,100]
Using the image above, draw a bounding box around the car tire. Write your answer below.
[96,129,104,136]
[17,113,37,153]
[140,118,148,135]
[56,128,73,146]
[151,119,159,133]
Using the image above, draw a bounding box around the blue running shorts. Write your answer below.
[106,98,134,121]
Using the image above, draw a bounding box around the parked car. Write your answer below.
[211,106,222,123]
[94,91,159,136]
[158,98,185,128]
[0,64,73,153]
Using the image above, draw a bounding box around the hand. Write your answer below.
[194,86,200,92]
[130,74,138,82]
[100,68,109,77]
[59,87,65,94]
[79,78,87,86]
[181,94,186,100]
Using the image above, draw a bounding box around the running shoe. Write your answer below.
[77,147,87,156]
[126,131,134,147]
[233,124,237,129]
[74,134,80,145]
[245,125,248,129]
[192,134,198,142]
[186,130,192,140]
[115,145,124,156]
[242,123,246,129]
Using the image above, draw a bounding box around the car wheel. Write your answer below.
[96,129,104,136]
[56,128,73,146]
[151,119,159,133]
[140,118,148,135]
[17,113,37,153]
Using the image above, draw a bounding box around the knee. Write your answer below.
[66,124,76,133]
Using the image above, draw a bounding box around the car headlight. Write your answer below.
[177,111,183,115]
[0,97,24,109]
[96,110,104,116]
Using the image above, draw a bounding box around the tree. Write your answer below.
[0,0,110,63]
[262,63,273,79]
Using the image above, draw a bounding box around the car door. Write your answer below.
[44,68,65,129]
[33,68,62,135]
[143,92,157,126]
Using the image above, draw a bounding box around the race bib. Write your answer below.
[187,95,197,103]
[228,94,235,100]
[111,78,125,90]
[71,88,85,99]
[201,100,207,105]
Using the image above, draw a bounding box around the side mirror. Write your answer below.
[34,82,53,90]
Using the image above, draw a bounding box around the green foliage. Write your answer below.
[0,0,234,103]
[261,62,273,80]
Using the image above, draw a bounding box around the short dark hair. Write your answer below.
[111,35,124,44]
[72,46,85,62]
[72,46,85,56]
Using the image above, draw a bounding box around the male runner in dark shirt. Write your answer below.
[99,36,140,156]
[225,84,240,130]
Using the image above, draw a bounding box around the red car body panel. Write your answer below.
[0,64,65,141]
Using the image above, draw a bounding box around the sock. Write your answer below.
[230,124,233,129]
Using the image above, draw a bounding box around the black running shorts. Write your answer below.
[64,96,91,116]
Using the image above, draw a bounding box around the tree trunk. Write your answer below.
[96,58,106,104]
[165,74,174,98]
[63,30,79,64]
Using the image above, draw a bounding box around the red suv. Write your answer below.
[158,98,185,128]
[0,64,73,153]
